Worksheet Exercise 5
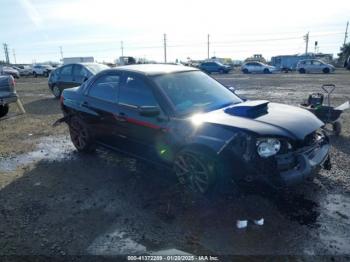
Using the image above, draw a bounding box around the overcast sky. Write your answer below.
[0,0,349,63]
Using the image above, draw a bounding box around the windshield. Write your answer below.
[85,63,109,74]
[153,71,242,116]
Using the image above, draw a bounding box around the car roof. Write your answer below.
[111,64,198,76]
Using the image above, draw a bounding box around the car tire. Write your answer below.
[299,68,306,74]
[323,67,330,74]
[332,121,341,136]
[68,116,96,153]
[242,68,249,74]
[52,85,62,99]
[219,69,224,74]
[263,68,270,74]
[174,147,228,196]
[44,71,49,77]
[0,104,9,118]
[33,72,37,78]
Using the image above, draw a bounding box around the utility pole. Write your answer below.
[121,41,124,56]
[13,49,17,64]
[3,43,10,64]
[344,21,349,46]
[207,34,210,59]
[163,34,167,63]
[304,32,309,55]
[59,46,63,60]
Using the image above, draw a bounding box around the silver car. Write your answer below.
[241,61,278,74]
[296,59,335,74]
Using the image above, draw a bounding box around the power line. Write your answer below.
[344,21,349,45]
[207,34,210,59]
[163,34,167,63]
[13,49,16,64]
[3,43,10,64]
[59,46,63,59]
[304,32,309,54]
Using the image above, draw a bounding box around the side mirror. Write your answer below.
[138,106,160,117]
[227,86,236,93]
[227,86,248,102]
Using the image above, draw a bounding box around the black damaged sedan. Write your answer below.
[56,64,331,195]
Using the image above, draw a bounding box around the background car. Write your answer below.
[12,65,32,76]
[0,75,17,118]
[32,64,55,77]
[296,59,335,74]
[0,66,20,79]
[199,61,231,74]
[241,62,278,74]
[48,62,109,98]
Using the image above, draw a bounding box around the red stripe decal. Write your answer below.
[126,117,161,130]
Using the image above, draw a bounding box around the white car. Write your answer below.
[241,62,278,74]
[0,66,20,78]
[296,59,335,74]
[12,65,32,76]
[32,64,55,77]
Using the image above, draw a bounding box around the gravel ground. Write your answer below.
[0,70,350,261]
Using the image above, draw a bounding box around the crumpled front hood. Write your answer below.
[200,101,324,140]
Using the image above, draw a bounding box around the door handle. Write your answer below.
[81,101,89,107]
[114,112,127,122]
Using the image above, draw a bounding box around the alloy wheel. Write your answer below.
[69,119,89,150]
[174,152,211,194]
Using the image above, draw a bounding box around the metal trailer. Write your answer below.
[62,57,94,64]
[271,55,312,72]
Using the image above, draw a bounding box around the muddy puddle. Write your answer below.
[0,135,75,173]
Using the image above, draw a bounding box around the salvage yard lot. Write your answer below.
[0,70,350,258]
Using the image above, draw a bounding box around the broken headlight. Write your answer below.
[256,138,281,158]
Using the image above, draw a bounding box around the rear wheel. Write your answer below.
[68,116,95,153]
[263,68,270,74]
[323,67,330,74]
[299,68,306,74]
[52,85,61,99]
[33,72,37,78]
[0,104,9,118]
[174,147,228,196]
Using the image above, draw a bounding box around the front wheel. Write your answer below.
[0,104,9,118]
[242,68,249,74]
[68,116,95,153]
[299,68,306,74]
[263,68,270,74]
[52,85,61,99]
[323,67,330,74]
[174,148,219,196]
[33,72,37,78]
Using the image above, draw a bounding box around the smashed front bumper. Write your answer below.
[274,141,330,186]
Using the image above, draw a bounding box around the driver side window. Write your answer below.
[118,75,158,107]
